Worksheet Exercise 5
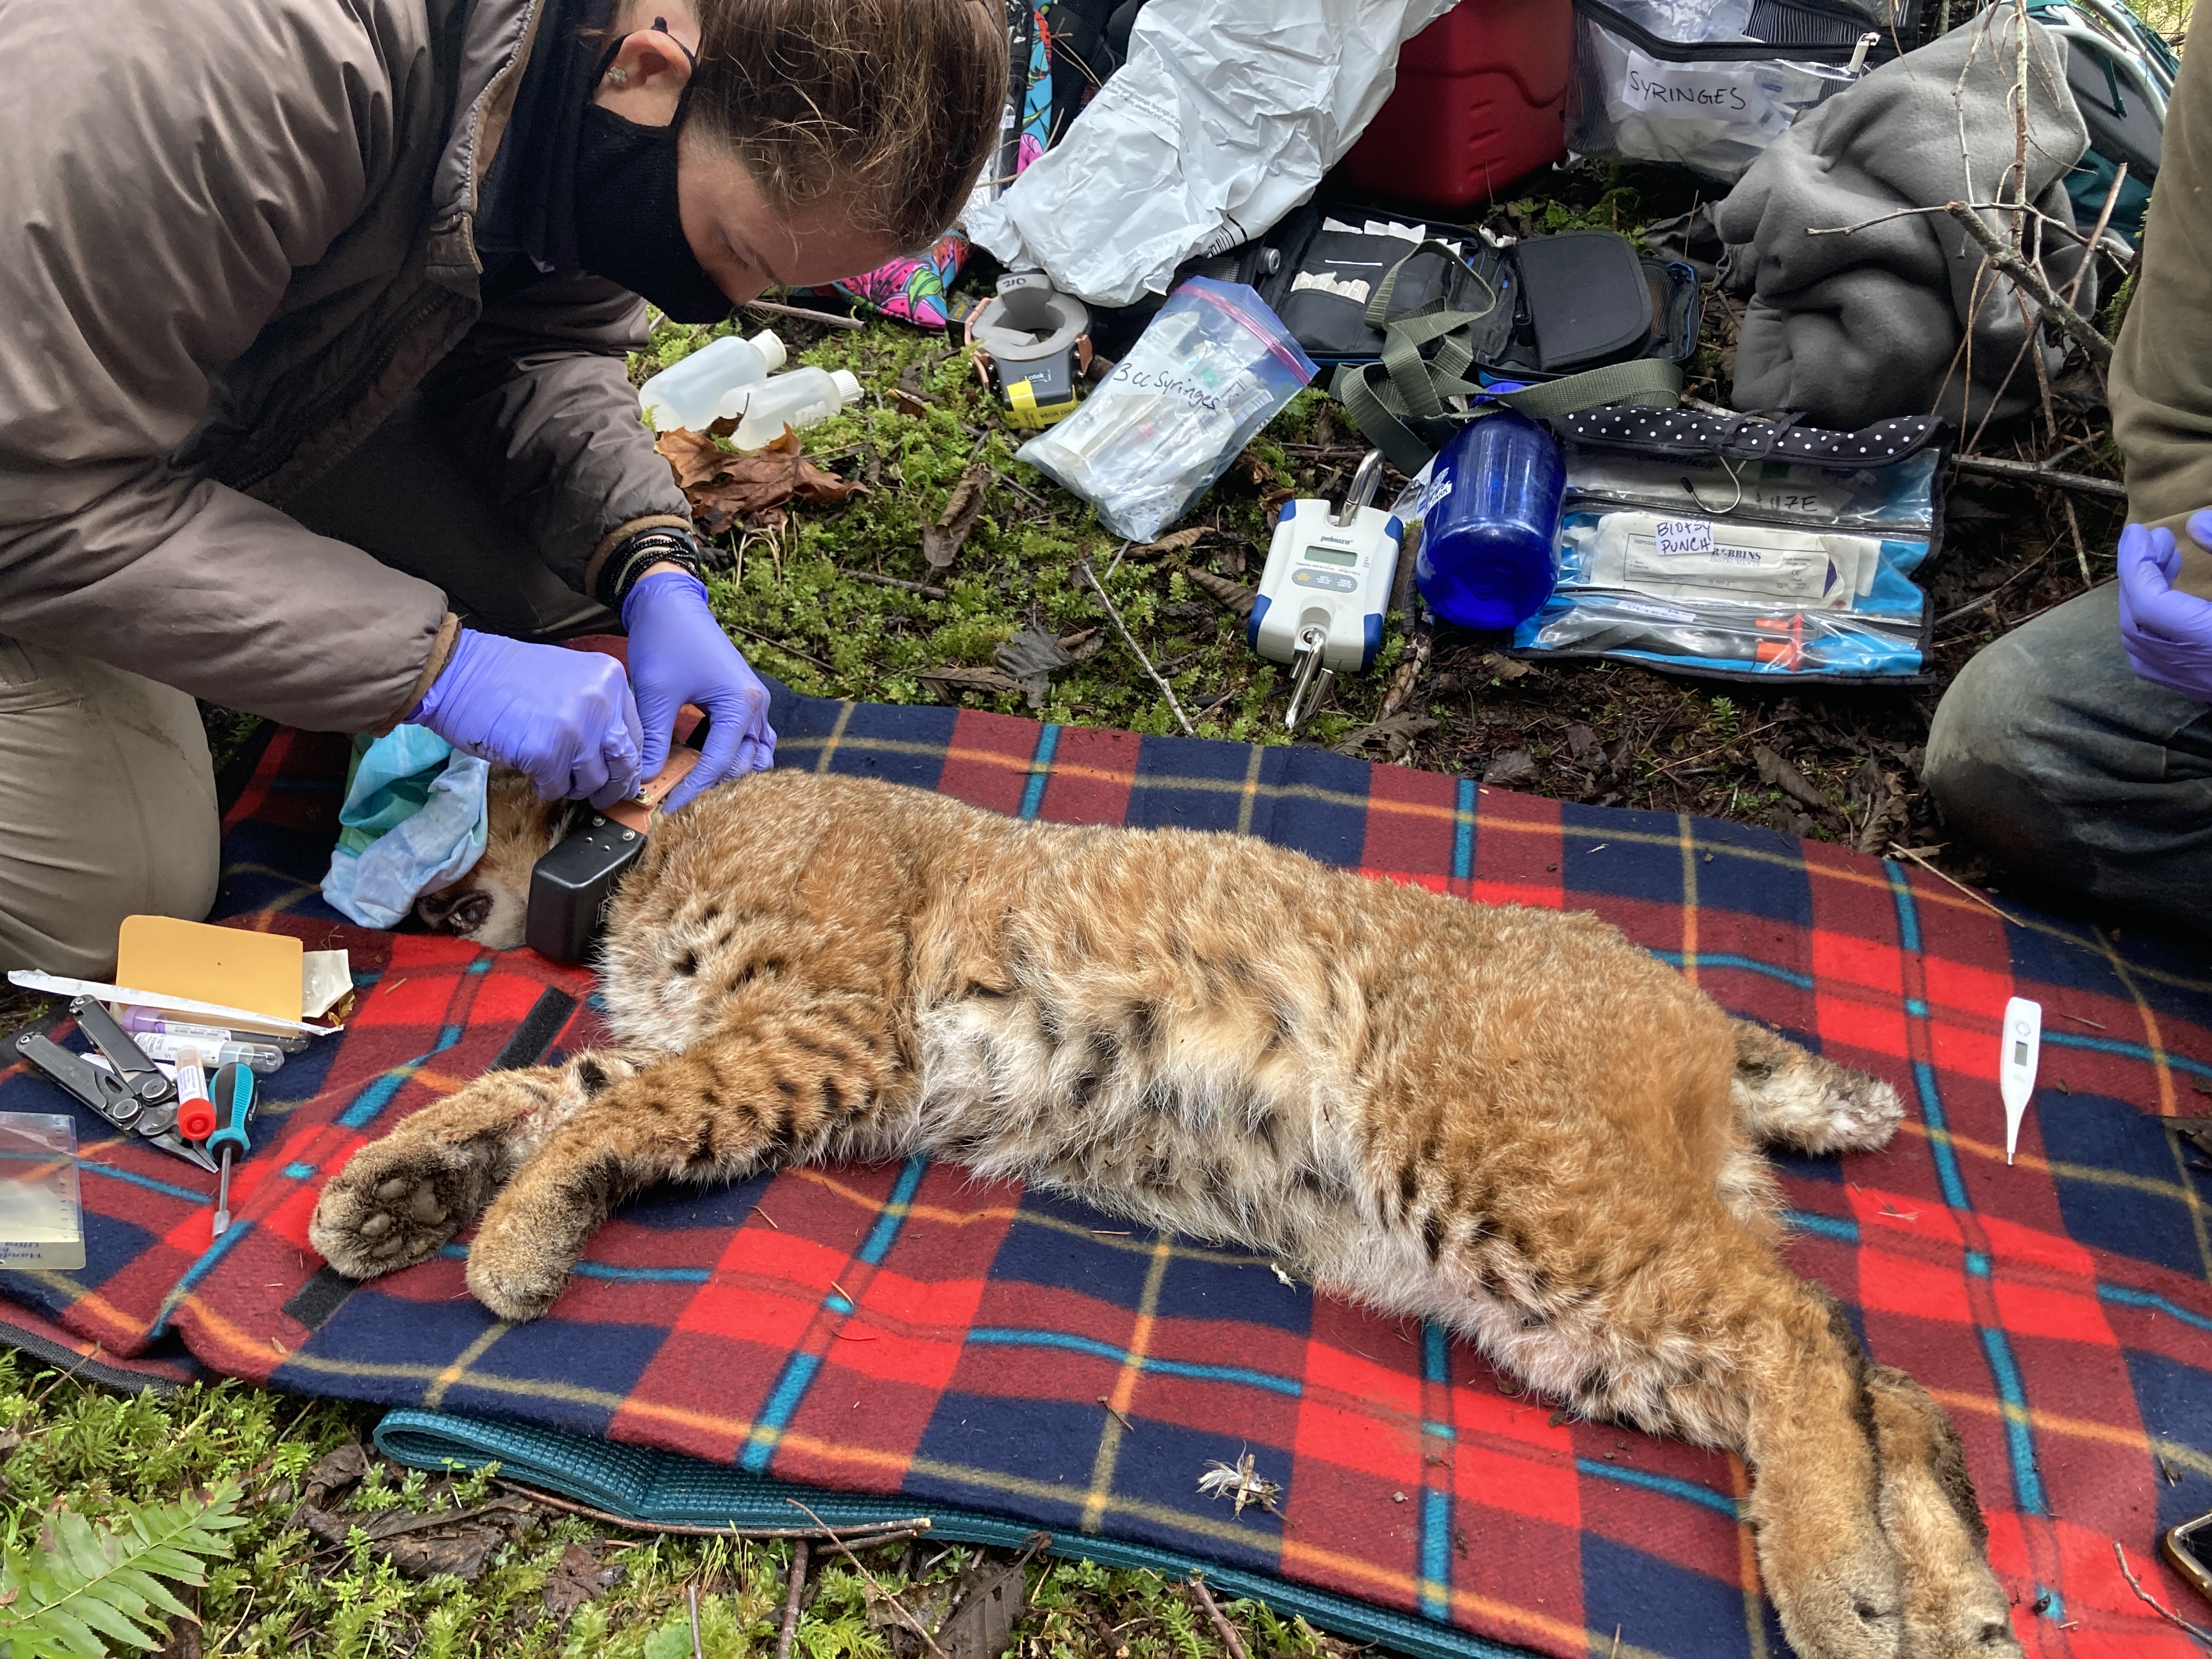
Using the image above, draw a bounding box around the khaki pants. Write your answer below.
[0,394,616,978]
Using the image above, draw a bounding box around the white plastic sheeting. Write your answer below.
[964,0,1463,306]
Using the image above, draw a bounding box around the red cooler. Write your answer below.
[1331,0,1573,216]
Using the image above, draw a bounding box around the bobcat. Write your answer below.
[314,769,2022,1659]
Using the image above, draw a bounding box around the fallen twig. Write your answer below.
[847,569,949,600]
[1933,547,2057,627]
[1891,844,2023,928]
[2060,492,2095,589]
[1949,453,2126,500]
[787,1498,950,1659]
[1078,559,1198,736]
[725,622,837,672]
[1944,201,2114,365]
[1187,1575,1250,1659]
[744,297,868,331]
[775,1538,808,1659]
[689,1581,706,1659]
[2114,1541,2212,1645]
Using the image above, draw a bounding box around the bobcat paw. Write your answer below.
[462,1202,581,1323]
[310,1138,485,1280]
[1825,1073,1906,1153]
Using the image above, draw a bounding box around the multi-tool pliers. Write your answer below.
[13,997,219,1174]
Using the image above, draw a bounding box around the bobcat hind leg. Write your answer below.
[309,1050,653,1280]
[1731,1018,1904,1155]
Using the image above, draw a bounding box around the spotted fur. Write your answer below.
[315,770,2018,1659]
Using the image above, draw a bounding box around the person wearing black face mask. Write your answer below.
[0,0,1005,976]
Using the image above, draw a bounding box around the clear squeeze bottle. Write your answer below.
[731,368,865,450]
[1413,400,1566,630]
[638,330,789,431]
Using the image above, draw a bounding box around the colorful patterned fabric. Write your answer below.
[2,691,2209,1659]
[797,1,1051,328]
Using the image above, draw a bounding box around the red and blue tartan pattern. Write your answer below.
[2,692,2209,1659]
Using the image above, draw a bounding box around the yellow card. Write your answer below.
[115,917,304,1023]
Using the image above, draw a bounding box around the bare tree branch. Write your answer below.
[1943,201,2114,364]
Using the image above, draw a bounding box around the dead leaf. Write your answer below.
[1333,711,1437,760]
[1187,568,1256,618]
[1483,748,1536,785]
[1753,745,1830,814]
[1128,527,1210,558]
[301,1443,369,1508]
[654,428,864,537]
[296,1493,536,1583]
[543,1542,625,1619]
[918,665,1023,705]
[1057,628,1103,664]
[923,462,992,570]
[890,388,935,419]
[937,1560,1027,1659]
[1477,652,1532,682]
[995,627,1076,709]
[1259,487,1295,529]
[1565,724,1599,759]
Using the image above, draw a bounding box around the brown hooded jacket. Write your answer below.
[0,0,690,733]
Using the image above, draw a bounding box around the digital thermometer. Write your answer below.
[1999,996,2041,1165]
[1251,450,1403,730]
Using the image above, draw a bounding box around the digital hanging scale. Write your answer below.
[1999,995,2042,1165]
[1250,450,1403,730]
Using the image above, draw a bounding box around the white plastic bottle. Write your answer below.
[731,368,865,450]
[638,330,788,431]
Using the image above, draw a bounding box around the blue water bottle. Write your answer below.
[1413,400,1566,630]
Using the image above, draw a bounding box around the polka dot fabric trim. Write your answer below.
[1555,407,1945,465]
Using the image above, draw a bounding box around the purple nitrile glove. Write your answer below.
[2117,517,2212,702]
[408,628,643,806]
[623,568,776,809]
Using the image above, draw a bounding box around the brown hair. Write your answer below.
[688,0,1008,253]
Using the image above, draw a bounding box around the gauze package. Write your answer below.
[1017,279,1316,543]
[1569,512,1881,609]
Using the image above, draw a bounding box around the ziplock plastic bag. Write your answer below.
[1513,403,1944,679]
[1566,0,1883,182]
[1516,505,1929,675]
[1017,279,1317,542]
[1562,448,1939,532]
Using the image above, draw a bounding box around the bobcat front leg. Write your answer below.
[309,1051,656,1280]
[464,995,900,1322]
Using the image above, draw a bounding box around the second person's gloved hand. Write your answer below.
[623,567,776,810]
[2118,517,2212,703]
[408,629,643,805]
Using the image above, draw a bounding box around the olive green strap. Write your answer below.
[1335,239,1684,475]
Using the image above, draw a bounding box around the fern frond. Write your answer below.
[0,1483,244,1657]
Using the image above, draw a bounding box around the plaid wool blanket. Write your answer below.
[2,687,2207,1659]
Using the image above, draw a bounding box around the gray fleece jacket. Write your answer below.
[1718,9,2092,430]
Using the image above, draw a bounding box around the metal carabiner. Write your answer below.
[1283,624,1335,731]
